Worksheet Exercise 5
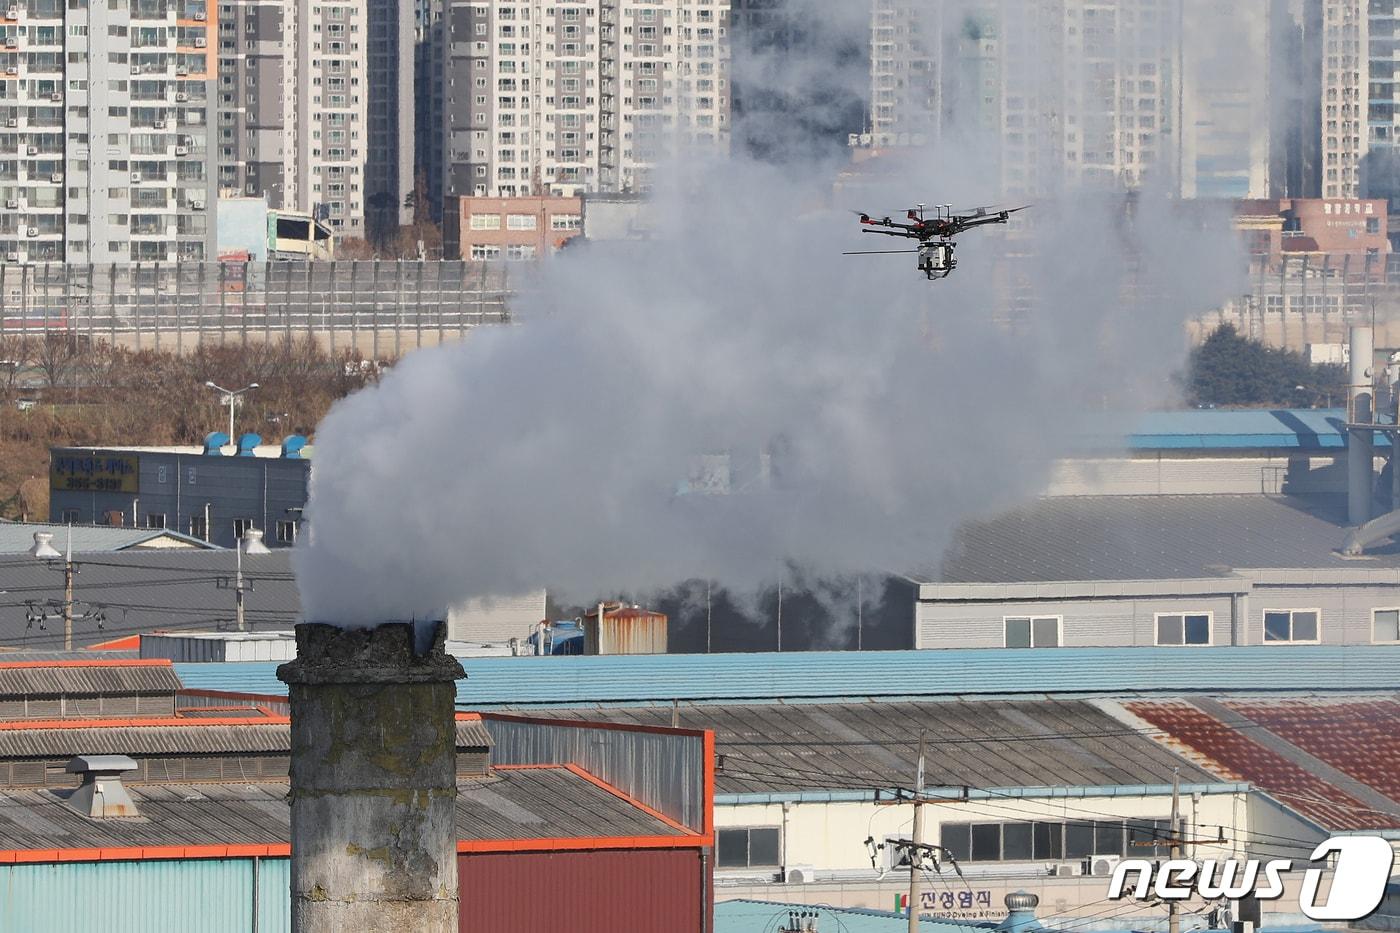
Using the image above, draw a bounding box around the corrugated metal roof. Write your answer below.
[529,699,1212,794]
[0,663,182,696]
[0,550,299,649]
[0,522,217,555]
[1117,409,1348,451]
[172,645,1400,707]
[1125,697,1400,832]
[920,494,1400,584]
[0,719,491,759]
[0,767,682,850]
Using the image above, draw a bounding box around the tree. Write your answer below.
[1187,324,1346,408]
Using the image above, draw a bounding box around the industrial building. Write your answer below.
[168,645,1400,920]
[442,194,582,261]
[47,439,310,548]
[0,655,714,932]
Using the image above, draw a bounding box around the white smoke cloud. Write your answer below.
[292,1,1245,627]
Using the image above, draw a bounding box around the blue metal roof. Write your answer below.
[1111,409,1349,451]
[173,644,1400,708]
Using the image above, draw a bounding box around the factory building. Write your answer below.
[47,438,310,549]
[0,656,715,932]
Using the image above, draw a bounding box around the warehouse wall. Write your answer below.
[0,857,289,933]
[457,848,706,933]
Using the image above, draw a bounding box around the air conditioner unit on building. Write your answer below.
[26,226,38,236]
[4,36,16,48]
[175,66,188,76]
[3,7,17,19]
[190,198,205,210]
[3,199,15,209]
[174,145,188,156]
[175,92,188,102]
[1050,863,1080,877]
[193,9,205,19]
[153,119,166,129]
[194,36,206,47]
[25,145,36,155]
[4,66,16,76]
[4,118,15,127]
[131,64,141,74]
[49,172,61,182]
[49,92,60,101]
[1090,857,1122,877]
[131,171,142,182]
[782,866,816,884]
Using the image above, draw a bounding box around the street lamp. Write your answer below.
[205,381,259,445]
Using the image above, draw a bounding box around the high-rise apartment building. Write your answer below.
[365,0,413,239]
[868,0,938,148]
[1,0,217,264]
[214,0,367,238]
[1323,0,1366,198]
[441,0,730,201]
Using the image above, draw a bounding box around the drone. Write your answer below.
[844,203,1029,281]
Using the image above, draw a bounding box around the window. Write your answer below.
[276,519,298,544]
[1263,609,1320,643]
[1373,608,1400,643]
[716,827,779,868]
[941,819,1150,862]
[233,518,253,539]
[506,213,536,230]
[506,244,536,260]
[469,213,501,230]
[551,213,581,231]
[1004,616,1060,648]
[1155,612,1211,646]
[146,513,166,529]
[470,244,501,260]
[1367,217,1380,234]
[60,508,81,524]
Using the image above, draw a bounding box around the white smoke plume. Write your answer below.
[293,2,1245,627]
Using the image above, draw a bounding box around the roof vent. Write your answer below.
[996,891,1044,933]
[237,433,262,457]
[281,434,308,459]
[203,431,229,456]
[29,531,61,559]
[63,755,139,818]
[242,528,271,555]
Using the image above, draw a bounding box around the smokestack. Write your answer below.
[277,621,465,933]
[1349,325,1375,525]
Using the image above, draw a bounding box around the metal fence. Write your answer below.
[0,260,515,355]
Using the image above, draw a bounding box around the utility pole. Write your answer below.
[235,536,246,632]
[908,733,926,933]
[62,525,73,652]
[1169,768,1181,933]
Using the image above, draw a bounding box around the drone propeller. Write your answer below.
[848,209,875,224]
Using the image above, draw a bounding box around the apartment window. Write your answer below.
[1004,616,1060,649]
[1373,608,1400,643]
[146,513,166,529]
[506,213,536,230]
[276,519,298,544]
[189,515,208,540]
[551,213,580,230]
[233,518,253,539]
[1155,613,1211,646]
[716,827,779,868]
[1263,609,1320,644]
[60,508,81,524]
[470,244,501,260]
[469,213,501,230]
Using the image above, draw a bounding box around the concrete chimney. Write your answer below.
[1349,325,1375,525]
[276,621,465,933]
